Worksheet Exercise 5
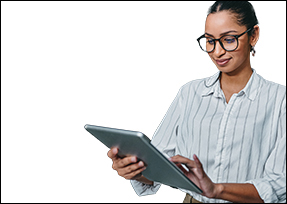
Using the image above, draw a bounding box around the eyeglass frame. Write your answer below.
[197,27,253,53]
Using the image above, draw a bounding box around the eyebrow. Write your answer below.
[205,30,238,37]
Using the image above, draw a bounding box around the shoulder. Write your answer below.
[178,77,206,100]
[257,72,286,94]
[181,78,205,91]
[258,74,286,102]
[257,73,286,111]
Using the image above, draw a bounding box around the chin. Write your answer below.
[215,65,233,72]
[215,65,239,75]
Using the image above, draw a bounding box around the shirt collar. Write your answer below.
[240,69,262,101]
[201,69,262,101]
[201,71,222,98]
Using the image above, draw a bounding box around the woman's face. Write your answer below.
[205,11,255,75]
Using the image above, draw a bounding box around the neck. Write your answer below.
[220,66,253,94]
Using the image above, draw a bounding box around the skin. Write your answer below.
[205,11,259,103]
[107,10,263,203]
[107,147,153,185]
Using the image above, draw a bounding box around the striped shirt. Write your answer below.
[131,69,286,203]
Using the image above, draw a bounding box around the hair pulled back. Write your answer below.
[208,1,259,36]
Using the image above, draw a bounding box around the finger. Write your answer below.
[192,154,205,178]
[170,155,189,163]
[118,161,145,175]
[175,163,189,174]
[193,154,203,169]
[170,155,189,162]
[119,156,138,167]
[113,156,138,170]
[170,155,196,169]
[121,164,146,180]
[107,147,118,160]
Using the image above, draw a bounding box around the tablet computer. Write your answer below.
[84,124,202,194]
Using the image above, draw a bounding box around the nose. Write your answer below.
[213,40,226,57]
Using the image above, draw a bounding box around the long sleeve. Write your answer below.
[246,94,286,203]
[130,71,286,202]
[131,86,184,196]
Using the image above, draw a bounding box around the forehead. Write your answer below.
[205,11,244,36]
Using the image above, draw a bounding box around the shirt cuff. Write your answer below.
[245,178,278,203]
[130,180,161,196]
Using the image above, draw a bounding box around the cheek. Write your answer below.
[233,45,250,61]
[230,40,250,59]
[208,53,215,61]
[236,40,251,56]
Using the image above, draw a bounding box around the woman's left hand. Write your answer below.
[170,154,220,198]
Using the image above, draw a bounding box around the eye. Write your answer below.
[223,36,236,44]
[206,38,214,45]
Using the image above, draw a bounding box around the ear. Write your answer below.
[249,25,259,47]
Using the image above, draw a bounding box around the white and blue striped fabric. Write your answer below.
[131,69,286,203]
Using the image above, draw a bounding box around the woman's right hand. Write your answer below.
[107,147,147,180]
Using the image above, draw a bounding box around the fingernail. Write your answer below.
[131,157,137,163]
[138,161,144,167]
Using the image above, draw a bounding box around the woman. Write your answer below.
[107,1,286,203]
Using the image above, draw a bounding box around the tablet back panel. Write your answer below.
[84,124,202,194]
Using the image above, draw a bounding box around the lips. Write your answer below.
[216,58,231,66]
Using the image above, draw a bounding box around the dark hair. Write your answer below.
[208,1,258,36]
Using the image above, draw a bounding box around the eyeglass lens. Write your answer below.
[199,36,237,52]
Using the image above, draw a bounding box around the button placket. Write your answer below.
[213,94,238,182]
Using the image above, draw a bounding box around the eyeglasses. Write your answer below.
[197,27,253,53]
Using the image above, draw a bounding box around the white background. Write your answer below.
[1,1,286,203]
